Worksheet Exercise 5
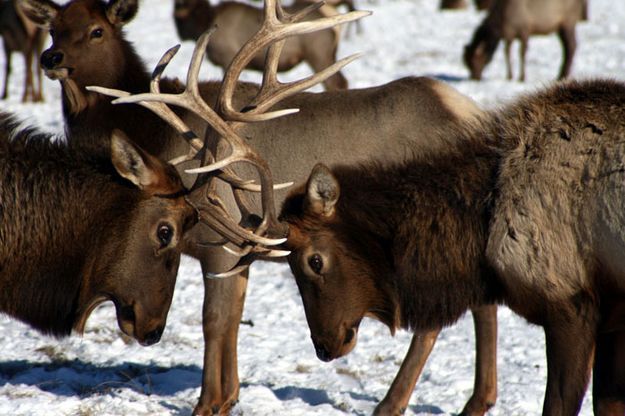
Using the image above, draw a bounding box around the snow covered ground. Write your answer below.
[1,0,623,414]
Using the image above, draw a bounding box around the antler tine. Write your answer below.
[219,6,371,122]
[205,247,291,280]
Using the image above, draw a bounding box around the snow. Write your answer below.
[1,0,622,414]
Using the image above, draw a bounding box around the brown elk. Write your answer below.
[172,0,349,90]
[441,0,492,10]
[272,79,625,415]
[21,0,496,414]
[0,0,45,101]
[463,0,584,81]
[0,111,196,345]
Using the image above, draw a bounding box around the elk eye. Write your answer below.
[308,254,323,275]
[157,223,173,247]
[90,28,103,39]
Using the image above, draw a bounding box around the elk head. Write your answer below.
[19,0,138,87]
[463,23,500,81]
[279,164,398,361]
[79,130,197,345]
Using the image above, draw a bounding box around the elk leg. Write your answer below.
[557,25,577,80]
[194,257,248,416]
[518,36,528,82]
[2,42,10,100]
[460,304,498,416]
[374,328,441,415]
[504,40,513,81]
[593,330,625,416]
[22,49,34,102]
[34,32,45,102]
[303,33,348,91]
[542,300,597,416]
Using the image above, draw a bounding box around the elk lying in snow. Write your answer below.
[276,79,625,415]
[0,112,196,345]
[463,0,584,81]
[0,0,46,101]
[21,0,495,414]
[173,0,348,90]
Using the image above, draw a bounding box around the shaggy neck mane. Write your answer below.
[330,128,504,331]
[0,116,136,336]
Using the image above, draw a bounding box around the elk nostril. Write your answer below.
[41,51,63,70]
[143,327,164,346]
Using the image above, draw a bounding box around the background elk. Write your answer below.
[0,111,196,346]
[172,0,349,90]
[20,0,496,414]
[0,0,45,101]
[441,0,492,10]
[463,0,584,81]
[275,79,625,415]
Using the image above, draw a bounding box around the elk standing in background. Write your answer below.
[20,0,497,414]
[0,0,45,101]
[463,0,584,81]
[276,79,625,415]
[0,112,196,345]
[173,0,349,90]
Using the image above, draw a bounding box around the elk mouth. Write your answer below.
[43,67,72,80]
[312,321,361,362]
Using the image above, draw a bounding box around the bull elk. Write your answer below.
[21,0,497,414]
[173,0,349,90]
[0,112,196,345]
[463,0,584,82]
[0,0,45,101]
[184,77,625,415]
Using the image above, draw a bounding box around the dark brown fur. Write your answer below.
[0,112,196,345]
[0,0,45,101]
[282,79,625,415]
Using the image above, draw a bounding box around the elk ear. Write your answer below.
[106,0,139,27]
[17,0,60,27]
[305,163,340,217]
[110,130,159,190]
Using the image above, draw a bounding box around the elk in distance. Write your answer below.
[0,0,46,101]
[463,0,584,81]
[173,0,349,90]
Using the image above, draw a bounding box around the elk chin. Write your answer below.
[43,67,71,80]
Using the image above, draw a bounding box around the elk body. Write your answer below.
[0,112,196,345]
[20,0,496,414]
[280,79,625,415]
[463,0,584,82]
[172,0,348,90]
[0,0,45,101]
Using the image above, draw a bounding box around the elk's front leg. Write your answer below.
[374,328,440,416]
[194,259,248,416]
[542,299,597,416]
[593,330,625,416]
[460,304,498,416]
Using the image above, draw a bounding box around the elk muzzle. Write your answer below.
[40,49,70,79]
[310,323,359,362]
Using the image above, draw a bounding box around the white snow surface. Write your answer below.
[1,0,623,414]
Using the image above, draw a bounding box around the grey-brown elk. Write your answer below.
[0,0,45,101]
[20,0,496,414]
[172,0,349,90]
[197,78,625,415]
[0,112,196,345]
[463,0,584,81]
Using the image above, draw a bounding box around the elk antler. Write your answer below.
[89,0,369,277]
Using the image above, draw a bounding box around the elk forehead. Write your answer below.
[54,1,109,34]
